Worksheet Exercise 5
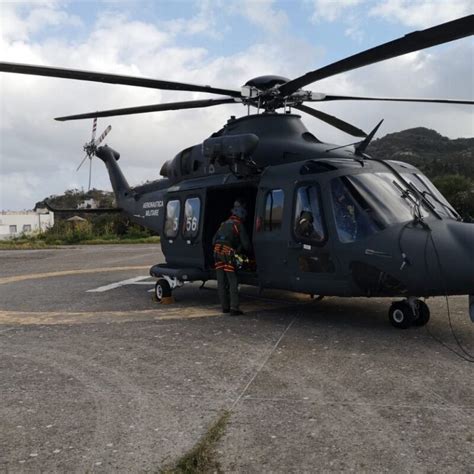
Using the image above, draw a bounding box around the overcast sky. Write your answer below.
[1,0,473,210]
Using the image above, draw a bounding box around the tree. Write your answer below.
[433,175,474,221]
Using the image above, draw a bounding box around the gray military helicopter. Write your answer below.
[2,15,473,328]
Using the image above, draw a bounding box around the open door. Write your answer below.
[203,184,258,275]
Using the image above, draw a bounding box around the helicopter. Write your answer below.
[1,15,473,329]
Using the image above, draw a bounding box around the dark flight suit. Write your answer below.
[296,211,315,239]
[213,215,250,312]
[296,211,323,242]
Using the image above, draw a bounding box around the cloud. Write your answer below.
[309,0,472,40]
[0,172,42,210]
[237,0,289,33]
[164,0,224,38]
[301,41,473,143]
[309,0,472,26]
[0,2,472,210]
[1,1,82,42]
[0,2,316,209]
[310,0,363,23]
[369,0,473,28]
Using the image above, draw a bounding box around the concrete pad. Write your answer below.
[0,246,472,472]
[219,309,473,472]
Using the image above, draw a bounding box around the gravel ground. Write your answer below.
[0,245,472,472]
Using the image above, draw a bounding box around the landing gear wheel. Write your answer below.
[413,299,430,327]
[310,295,324,301]
[154,278,171,303]
[389,301,415,329]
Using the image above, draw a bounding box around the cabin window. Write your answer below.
[23,224,32,232]
[183,197,201,239]
[294,184,325,244]
[264,189,284,231]
[9,225,17,234]
[164,199,181,239]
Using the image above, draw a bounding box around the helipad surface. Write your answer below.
[1,245,472,472]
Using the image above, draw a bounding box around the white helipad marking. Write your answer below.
[87,276,154,293]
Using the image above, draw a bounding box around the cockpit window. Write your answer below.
[331,177,382,243]
[294,185,326,243]
[331,172,423,243]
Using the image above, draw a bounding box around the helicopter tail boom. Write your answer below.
[95,145,131,204]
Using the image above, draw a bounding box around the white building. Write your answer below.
[78,198,97,209]
[0,209,54,240]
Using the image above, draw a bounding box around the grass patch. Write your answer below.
[162,411,230,474]
[0,240,58,250]
[79,236,161,245]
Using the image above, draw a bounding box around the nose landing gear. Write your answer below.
[389,297,430,329]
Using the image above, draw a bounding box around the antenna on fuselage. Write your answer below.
[354,119,384,156]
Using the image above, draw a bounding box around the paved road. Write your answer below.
[0,245,472,472]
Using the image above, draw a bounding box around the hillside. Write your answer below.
[42,188,115,209]
[368,127,474,179]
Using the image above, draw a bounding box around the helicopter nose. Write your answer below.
[431,221,474,295]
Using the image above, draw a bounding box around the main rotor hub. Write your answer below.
[241,75,318,112]
[241,75,292,111]
[244,75,289,90]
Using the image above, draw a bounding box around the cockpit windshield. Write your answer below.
[331,172,427,243]
[401,172,460,220]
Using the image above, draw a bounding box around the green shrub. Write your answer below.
[433,175,474,221]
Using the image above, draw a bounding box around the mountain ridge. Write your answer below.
[368,127,474,179]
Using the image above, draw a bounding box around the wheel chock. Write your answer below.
[160,296,175,305]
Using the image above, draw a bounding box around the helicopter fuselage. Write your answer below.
[96,114,474,301]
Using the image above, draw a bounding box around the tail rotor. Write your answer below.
[76,118,112,190]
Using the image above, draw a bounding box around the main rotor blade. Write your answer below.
[308,94,474,105]
[293,104,367,137]
[279,15,474,96]
[0,62,241,98]
[55,98,237,121]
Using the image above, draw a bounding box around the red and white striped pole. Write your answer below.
[91,117,97,141]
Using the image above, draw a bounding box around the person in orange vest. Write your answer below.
[212,200,251,315]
